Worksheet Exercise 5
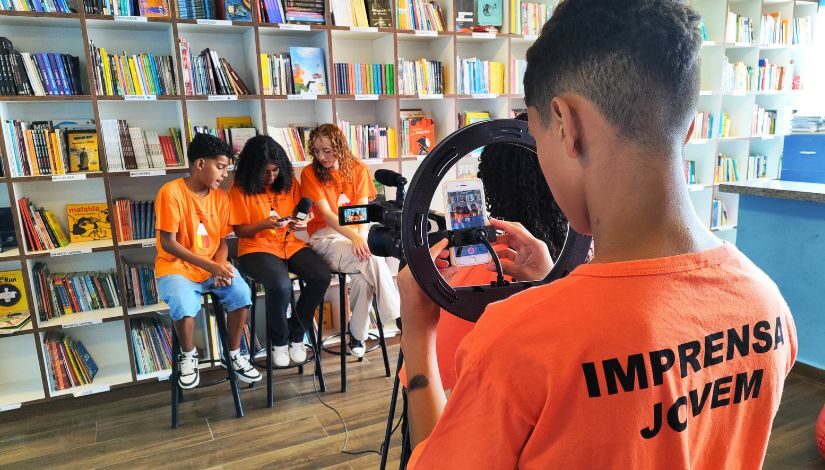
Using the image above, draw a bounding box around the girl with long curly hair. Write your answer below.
[229,135,331,367]
[300,123,400,358]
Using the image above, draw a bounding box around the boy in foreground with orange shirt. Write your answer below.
[398,1,797,468]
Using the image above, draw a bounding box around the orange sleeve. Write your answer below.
[300,166,325,204]
[354,164,376,200]
[218,191,233,239]
[155,183,180,234]
[228,186,252,226]
[292,179,303,206]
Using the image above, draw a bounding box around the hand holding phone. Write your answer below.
[444,178,492,267]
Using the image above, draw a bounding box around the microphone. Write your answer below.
[374,169,407,188]
[286,197,313,236]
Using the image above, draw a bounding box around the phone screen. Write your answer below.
[447,188,488,259]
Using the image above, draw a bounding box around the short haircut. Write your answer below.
[187,132,232,164]
[234,135,294,195]
[524,0,702,149]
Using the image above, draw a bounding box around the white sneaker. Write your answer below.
[289,342,307,363]
[178,352,200,389]
[272,345,290,367]
[230,353,262,383]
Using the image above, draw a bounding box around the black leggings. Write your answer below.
[239,248,331,346]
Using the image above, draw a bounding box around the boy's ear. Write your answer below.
[552,97,580,160]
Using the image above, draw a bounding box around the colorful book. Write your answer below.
[66,131,100,172]
[66,203,112,243]
[288,47,328,95]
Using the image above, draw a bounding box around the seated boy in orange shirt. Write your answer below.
[155,133,261,390]
[398,1,797,468]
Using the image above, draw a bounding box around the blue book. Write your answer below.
[288,47,328,95]
[264,0,282,23]
[33,54,56,95]
[74,340,99,381]
[48,53,69,95]
[476,0,502,27]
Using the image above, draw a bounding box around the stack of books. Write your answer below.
[338,120,397,160]
[1,0,74,13]
[396,0,445,30]
[330,0,368,26]
[283,0,324,24]
[113,199,156,241]
[747,153,767,180]
[457,58,504,95]
[131,317,173,376]
[752,105,777,137]
[510,0,551,36]
[334,63,395,95]
[722,57,753,93]
[179,39,252,96]
[260,48,328,96]
[89,42,178,97]
[756,59,787,91]
[32,263,122,320]
[0,37,83,96]
[83,0,171,16]
[790,115,825,133]
[725,12,754,43]
[457,110,490,127]
[101,121,185,170]
[17,198,70,252]
[511,58,526,94]
[43,331,99,392]
[683,160,696,185]
[397,58,443,95]
[711,199,728,228]
[692,112,731,140]
[122,259,158,308]
[176,0,214,19]
[714,153,740,184]
[399,109,434,157]
[267,126,312,162]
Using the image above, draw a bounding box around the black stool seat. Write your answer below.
[170,292,243,429]
[318,271,391,393]
[244,271,326,408]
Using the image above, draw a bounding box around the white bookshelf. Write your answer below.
[0,0,818,408]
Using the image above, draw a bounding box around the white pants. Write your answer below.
[310,227,400,341]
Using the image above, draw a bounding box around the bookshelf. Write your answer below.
[0,0,818,408]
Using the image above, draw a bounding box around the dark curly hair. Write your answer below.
[307,123,357,185]
[233,135,294,195]
[187,132,232,164]
[524,0,701,150]
[477,113,568,259]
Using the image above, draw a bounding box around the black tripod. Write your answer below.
[380,349,412,469]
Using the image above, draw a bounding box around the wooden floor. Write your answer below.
[1,344,823,469]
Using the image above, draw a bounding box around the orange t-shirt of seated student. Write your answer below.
[155,178,232,283]
[408,244,797,470]
[300,161,377,237]
[227,181,307,259]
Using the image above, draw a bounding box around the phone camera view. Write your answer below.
[343,206,368,224]
[447,189,488,258]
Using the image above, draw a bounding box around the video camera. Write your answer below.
[337,169,444,260]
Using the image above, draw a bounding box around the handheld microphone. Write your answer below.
[374,169,407,188]
[286,197,313,236]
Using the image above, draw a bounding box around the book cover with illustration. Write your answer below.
[477,0,502,26]
[66,203,112,243]
[66,131,100,172]
[289,47,328,95]
[139,0,171,16]
[228,127,258,157]
[0,270,29,318]
[407,116,435,155]
[224,0,253,20]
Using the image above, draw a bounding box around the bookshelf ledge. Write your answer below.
[128,302,169,316]
[137,369,172,382]
[355,94,379,101]
[278,23,311,31]
[413,30,438,37]
[0,403,22,412]
[416,93,443,100]
[287,94,318,100]
[27,239,114,258]
[118,238,156,249]
[196,19,232,26]
[39,307,124,330]
[0,379,44,408]
[113,15,149,22]
[0,247,21,259]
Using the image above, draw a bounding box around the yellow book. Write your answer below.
[216,116,253,130]
[66,203,111,243]
[260,54,272,95]
[67,131,100,172]
[43,210,71,247]
[0,270,29,317]
[23,130,40,176]
[128,56,144,95]
[100,47,113,95]
[388,128,397,158]
[51,131,65,174]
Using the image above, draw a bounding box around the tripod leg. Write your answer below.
[380,350,404,470]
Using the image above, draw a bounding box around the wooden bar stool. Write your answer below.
[170,292,243,429]
[244,272,326,407]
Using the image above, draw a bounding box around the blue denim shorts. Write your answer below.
[157,265,252,321]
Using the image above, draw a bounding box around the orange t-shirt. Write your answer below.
[155,178,232,282]
[400,265,497,390]
[227,182,307,259]
[408,244,797,469]
[300,161,377,237]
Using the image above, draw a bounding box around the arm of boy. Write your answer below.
[158,231,234,280]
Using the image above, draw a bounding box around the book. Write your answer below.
[367,0,391,27]
[397,58,443,95]
[0,270,29,319]
[267,125,313,162]
[131,316,173,375]
[400,109,434,156]
[66,131,100,172]
[178,40,252,96]
[334,63,394,95]
[33,263,121,320]
[396,0,445,30]
[288,47,328,95]
[228,127,258,157]
[122,259,159,308]
[43,331,99,391]
[0,38,82,96]
[18,198,71,252]
[476,0,501,27]
[457,58,505,95]
[66,203,112,243]
[224,0,252,20]
[88,42,178,97]
[337,119,397,160]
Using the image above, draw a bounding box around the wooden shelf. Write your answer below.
[127,302,169,316]
[0,247,21,260]
[25,239,115,259]
[10,172,104,182]
[0,95,91,102]
[95,95,183,101]
[37,307,124,331]
[117,238,157,249]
